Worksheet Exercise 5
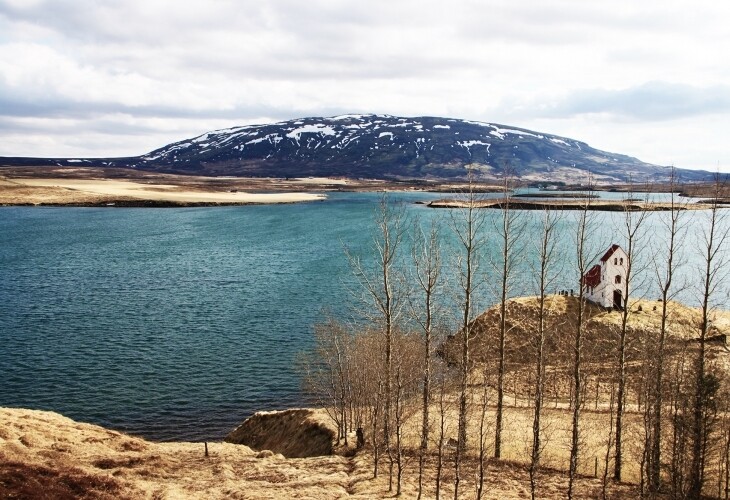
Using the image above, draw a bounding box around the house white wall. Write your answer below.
[584,246,629,308]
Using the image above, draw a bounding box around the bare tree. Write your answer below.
[670,343,692,498]
[647,166,688,494]
[448,180,489,499]
[345,195,408,493]
[392,331,425,496]
[602,383,617,500]
[613,181,651,482]
[688,174,730,498]
[300,318,352,444]
[410,217,443,499]
[492,173,528,460]
[568,182,598,499]
[529,207,563,500]
[434,358,452,500]
[476,363,492,500]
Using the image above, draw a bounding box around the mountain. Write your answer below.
[0,114,711,183]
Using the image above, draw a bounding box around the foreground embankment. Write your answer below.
[1,407,641,499]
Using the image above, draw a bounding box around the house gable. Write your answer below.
[581,244,629,308]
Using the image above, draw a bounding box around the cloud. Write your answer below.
[537,82,730,121]
[0,0,729,170]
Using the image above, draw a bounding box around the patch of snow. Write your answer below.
[378,132,394,140]
[462,119,493,128]
[246,134,282,146]
[433,124,450,129]
[331,114,369,120]
[550,138,570,146]
[414,137,428,158]
[458,140,491,156]
[491,127,543,139]
[286,124,337,141]
[459,140,490,148]
[211,129,260,148]
[337,135,360,149]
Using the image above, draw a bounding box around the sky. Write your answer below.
[0,0,729,171]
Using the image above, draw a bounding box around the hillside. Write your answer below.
[444,295,729,367]
[0,115,713,183]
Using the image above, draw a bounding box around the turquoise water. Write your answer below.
[0,192,725,441]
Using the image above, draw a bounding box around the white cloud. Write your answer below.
[0,0,728,171]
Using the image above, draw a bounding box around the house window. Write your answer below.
[620,258,624,265]
[615,275,621,284]
[614,258,618,265]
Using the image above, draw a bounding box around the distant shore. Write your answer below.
[425,198,716,211]
[2,165,728,208]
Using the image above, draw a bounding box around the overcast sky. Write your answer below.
[1,0,729,171]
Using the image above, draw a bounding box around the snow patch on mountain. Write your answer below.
[458,140,491,157]
[247,134,283,146]
[286,125,337,141]
[492,127,544,139]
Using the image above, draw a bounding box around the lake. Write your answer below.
[0,191,725,441]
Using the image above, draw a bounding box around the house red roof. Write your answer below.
[582,264,601,288]
[600,244,621,263]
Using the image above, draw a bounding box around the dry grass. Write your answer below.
[0,407,645,498]
[444,295,729,373]
[0,408,352,499]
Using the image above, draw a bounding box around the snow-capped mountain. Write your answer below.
[138,114,672,182]
[1,115,708,182]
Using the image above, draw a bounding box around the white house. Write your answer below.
[581,244,629,309]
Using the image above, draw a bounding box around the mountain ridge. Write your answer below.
[0,114,713,183]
